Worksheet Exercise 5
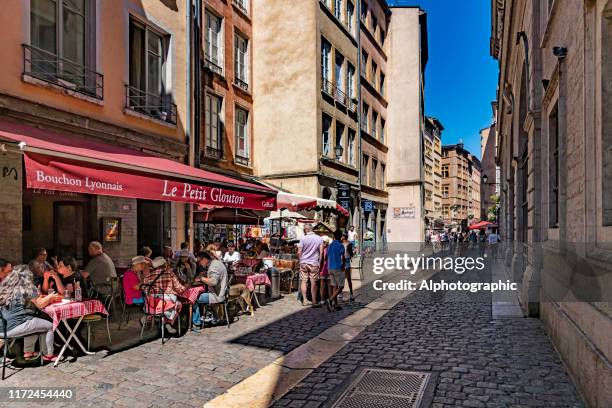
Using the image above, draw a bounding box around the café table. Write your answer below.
[233,273,271,308]
[43,299,108,367]
[178,286,207,329]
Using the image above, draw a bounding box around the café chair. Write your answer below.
[1,316,43,380]
[82,293,112,351]
[140,284,181,344]
[118,275,144,329]
[199,275,234,329]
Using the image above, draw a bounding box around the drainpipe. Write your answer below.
[193,0,202,168]
[356,0,364,251]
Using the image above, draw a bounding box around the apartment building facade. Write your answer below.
[491,1,611,405]
[202,0,254,175]
[0,0,190,265]
[253,0,361,229]
[385,5,428,244]
[441,143,480,226]
[423,116,443,223]
[480,121,498,220]
[359,0,390,247]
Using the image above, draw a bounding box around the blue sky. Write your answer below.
[387,0,499,158]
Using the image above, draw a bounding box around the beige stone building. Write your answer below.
[359,0,390,247]
[441,143,480,227]
[480,120,498,220]
[385,5,428,243]
[423,116,443,223]
[491,0,611,405]
[0,0,190,265]
[252,0,361,229]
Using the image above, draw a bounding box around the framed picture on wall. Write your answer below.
[101,217,121,242]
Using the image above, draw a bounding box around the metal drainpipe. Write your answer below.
[356,0,363,250]
[185,1,193,245]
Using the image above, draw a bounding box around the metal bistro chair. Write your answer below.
[81,285,113,350]
[118,275,144,329]
[198,275,233,329]
[1,315,44,380]
[140,284,181,344]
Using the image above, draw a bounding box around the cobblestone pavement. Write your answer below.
[274,260,586,408]
[0,271,384,408]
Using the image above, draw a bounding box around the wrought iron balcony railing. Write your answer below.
[204,47,224,76]
[334,85,347,105]
[22,44,103,99]
[234,77,249,92]
[232,0,248,14]
[235,154,250,166]
[347,97,358,113]
[125,85,177,125]
[205,146,224,159]
[321,76,334,96]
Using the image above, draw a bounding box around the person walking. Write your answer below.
[342,234,355,301]
[297,224,323,307]
[326,230,346,311]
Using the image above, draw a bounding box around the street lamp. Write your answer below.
[482,174,489,184]
[334,144,344,161]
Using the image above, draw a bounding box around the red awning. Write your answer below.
[276,192,350,216]
[0,120,276,211]
[468,221,497,230]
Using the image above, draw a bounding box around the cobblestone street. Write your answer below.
[275,259,586,408]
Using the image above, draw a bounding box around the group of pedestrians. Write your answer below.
[297,225,355,311]
[429,228,501,258]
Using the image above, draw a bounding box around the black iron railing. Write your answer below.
[347,98,358,113]
[321,76,334,96]
[22,44,103,99]
[232,0,248,14]
[334,85,347,105]
[235,154,250,166]
[125,85,177,125]
[205,146,224,159]
[234,77,249,91]
[204,49,224,76]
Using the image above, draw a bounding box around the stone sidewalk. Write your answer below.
[0,262,393,408]
[274,260,586,408]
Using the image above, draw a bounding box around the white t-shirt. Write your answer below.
[487,234,501,244]
[223,251,241,263]
[347,230,357,242]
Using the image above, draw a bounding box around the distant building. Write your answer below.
[480,114,499,220]
[423,117,443,224]
[441,144,481,228]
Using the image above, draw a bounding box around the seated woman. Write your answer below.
[0,265,61,362]
[28,248,54,287]
[45,257,88,296]
[123,256,147,305]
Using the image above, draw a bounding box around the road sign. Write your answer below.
[362,200,374,212]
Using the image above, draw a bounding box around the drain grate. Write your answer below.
[331,369,430,408]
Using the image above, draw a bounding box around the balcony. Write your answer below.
[321,76,334,96]
[234,77,249,92]
[232,0,248,15]
[334,85,347,105]
[205,146,224,159]
[22,44,103,100]
[235,154,250,166]
[347,98,358,113]
[125,85,177,125]
[204,48,224,76]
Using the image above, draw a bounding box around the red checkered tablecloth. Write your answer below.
[178,286,207,304]
[43,299,108,330]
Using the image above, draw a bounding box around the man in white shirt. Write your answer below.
[222,243,241,266]
[347,226,357,245]
[487,230,501,259]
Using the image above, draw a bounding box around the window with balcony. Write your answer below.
[362,103,369,132]
[347,63,355,99]
[322,114,332,157]
[334,51,346,104]
[205,94,223,158]
[235,107,249,165]
[380,118,385,143]
[360,0,367,23]
[28,0,101,98]
[347,1,355,34]
[321,38,333,95]
[372,111,378,138]
[361,49,368,77]
[348,129,356,166]
[335,122,345,162]
[232,0,248,15]
[334,0,343,21]
[362,155,369,185]
[234,33,248,90]
[205,11,223,75]
[371,158,378,188]
[127,19,175,124]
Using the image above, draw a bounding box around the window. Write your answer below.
[348,129,356,166]
[128,19,173,122]
[205,94,223,157]
[360,0,367,22]
[362,103,369,132]
[548,101,559,227]
[322,114,332,156]
[381,164,386,188]
[372,111,378,137]
[371,15,377,37]
[234,33,248,87]
[361,49,368,77]
[235,107,249,162]
[379,28,385,46]
[335,51,344,92]
[380,118,385,142]
[347,1,355,34]
[321,38,332,80]
[347,63,355,99]
[372,159,378,188]
[29,0,98,96]
[362,155,369,184]
[205,11,223,72]
[334,0,343,20]
[380,72,385,96]
[371,61,377,84]
[336,122,345,162]
[442,165,449,178]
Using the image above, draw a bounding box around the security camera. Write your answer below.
[552,47,567,59]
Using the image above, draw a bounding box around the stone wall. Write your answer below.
[0,149,22,263]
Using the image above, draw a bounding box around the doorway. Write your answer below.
[137,200,171,257]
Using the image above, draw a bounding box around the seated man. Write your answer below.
[84,241,116,296]
[142,257,186,334]
[222,243,241,268]
[192,252,228,328]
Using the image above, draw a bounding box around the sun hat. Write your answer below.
[151,256,166,269]
[131,255,147,265]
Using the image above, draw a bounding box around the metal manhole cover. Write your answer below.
[331,369,430,408]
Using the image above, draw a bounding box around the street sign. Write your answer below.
[338,197,351,212]
[336,182,351,198]
[362,200,374,212]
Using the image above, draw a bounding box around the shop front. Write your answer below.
[0,120,276,267]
